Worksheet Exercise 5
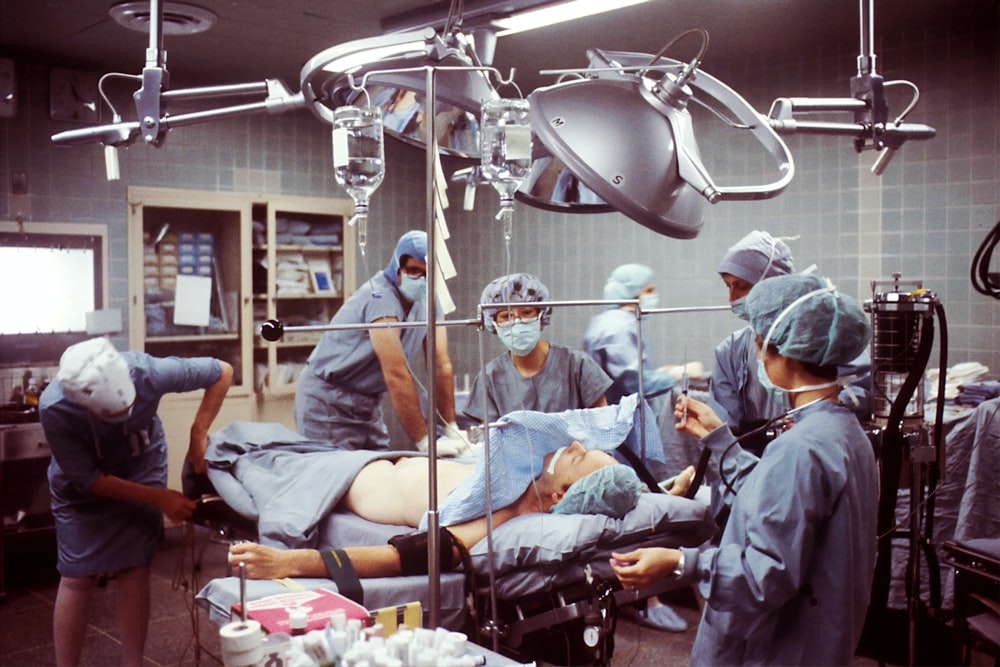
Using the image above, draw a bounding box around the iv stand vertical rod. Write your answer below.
[424,64,441,629]
[857,0,876,76]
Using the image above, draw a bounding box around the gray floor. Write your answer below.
[0,522,974,667]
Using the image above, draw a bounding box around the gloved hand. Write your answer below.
[442,421,468,442]
[415,432,466,457]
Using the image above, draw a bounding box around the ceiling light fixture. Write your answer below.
[301,28,498,159]
[491,0,653,37]
[108,1,216,36]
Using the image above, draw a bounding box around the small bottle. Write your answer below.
[24,377,40,407]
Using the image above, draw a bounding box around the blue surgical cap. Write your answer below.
[383,230,427,287]
[551,464,643,518]
[717,230,795,285]
[603,263,655,307]
[746,273,871,367]
[480,273,552,333]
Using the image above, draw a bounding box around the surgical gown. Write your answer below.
[679,400,878,666]
[710,326,783,431]
[295,271,427,448]
[583,308,675,404]
[40,353,223,577]
[463,344,612,424]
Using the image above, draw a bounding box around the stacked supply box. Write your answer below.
[178,232,214,279]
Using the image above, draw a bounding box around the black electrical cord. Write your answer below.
[970,217,1000,298]
[860,308,935,662]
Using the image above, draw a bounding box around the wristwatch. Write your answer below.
[673,551,686,578]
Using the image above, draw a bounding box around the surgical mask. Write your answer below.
[497,318,541,356]
[639,292,659,312]
[755,357,791,411]
[730,296,749,321]
[398,274,427,303]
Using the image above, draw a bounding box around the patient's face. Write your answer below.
[547,441,616,490]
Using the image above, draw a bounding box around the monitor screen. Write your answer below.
[0,230,105,365]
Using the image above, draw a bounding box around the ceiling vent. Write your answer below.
[109,1,217,36]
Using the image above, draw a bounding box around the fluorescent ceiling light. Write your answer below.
[492,0,652,37]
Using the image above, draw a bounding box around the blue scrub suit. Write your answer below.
[295,271,428,449]
[583,308,675,404]
[463,344,612,424]
[677,400,879,665]
[39,353,222,577]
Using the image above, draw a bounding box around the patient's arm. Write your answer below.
[230,543,404,579]
[230,504,526,580]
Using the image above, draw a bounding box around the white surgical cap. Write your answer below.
[57,337,136,420]
[717,230,795,285]
[603,263,655,307]
[747,273,871,367]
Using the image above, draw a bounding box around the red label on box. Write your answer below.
[231,588,369,634]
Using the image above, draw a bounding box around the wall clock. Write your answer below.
[49,68,101,122]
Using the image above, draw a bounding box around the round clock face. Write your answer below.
[583,624,601,647]
[50,68,100,122]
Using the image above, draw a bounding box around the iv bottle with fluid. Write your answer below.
[332,105,385,250]
[480,98,531,239]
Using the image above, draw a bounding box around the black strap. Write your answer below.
[685,447,712,499]
[614,445,663,493]
[320,548,364,605]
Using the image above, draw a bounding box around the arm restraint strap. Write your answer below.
[320,548,364,605]
[388,527,463,576]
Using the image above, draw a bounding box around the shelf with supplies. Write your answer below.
[251,196,355,396]
[127,187,252,397]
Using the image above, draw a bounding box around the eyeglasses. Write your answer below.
[493,307,540,328]
[400,265,426,279]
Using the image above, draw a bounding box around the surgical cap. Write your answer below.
[551,464,643,519]
[746,273,871,367]
[57,337,136,420]
[383,230,427,287]
[603,263,655,307]
[480,273,552,333]
[717,230,795,285]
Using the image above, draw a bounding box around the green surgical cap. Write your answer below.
[551,464,643,519]
[603,263,655,307]
[746,273,871,367]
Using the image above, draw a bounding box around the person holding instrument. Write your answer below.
[611,273,878,665]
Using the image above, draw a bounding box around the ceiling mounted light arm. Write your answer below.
[52,79,306,147]
[638,63,794,203]
[765,0,936,174]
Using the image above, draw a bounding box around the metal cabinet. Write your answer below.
[0,422,55,600]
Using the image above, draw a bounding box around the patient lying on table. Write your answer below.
[229,440,695,582]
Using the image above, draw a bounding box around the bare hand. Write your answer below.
[610,547,681,590]
[675,395,724,439]
[228,542,292,580]
[157,489,197,522]
[664,465,696,496]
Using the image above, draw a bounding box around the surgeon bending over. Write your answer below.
[611,273,878,666]
[230,441,676,581]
